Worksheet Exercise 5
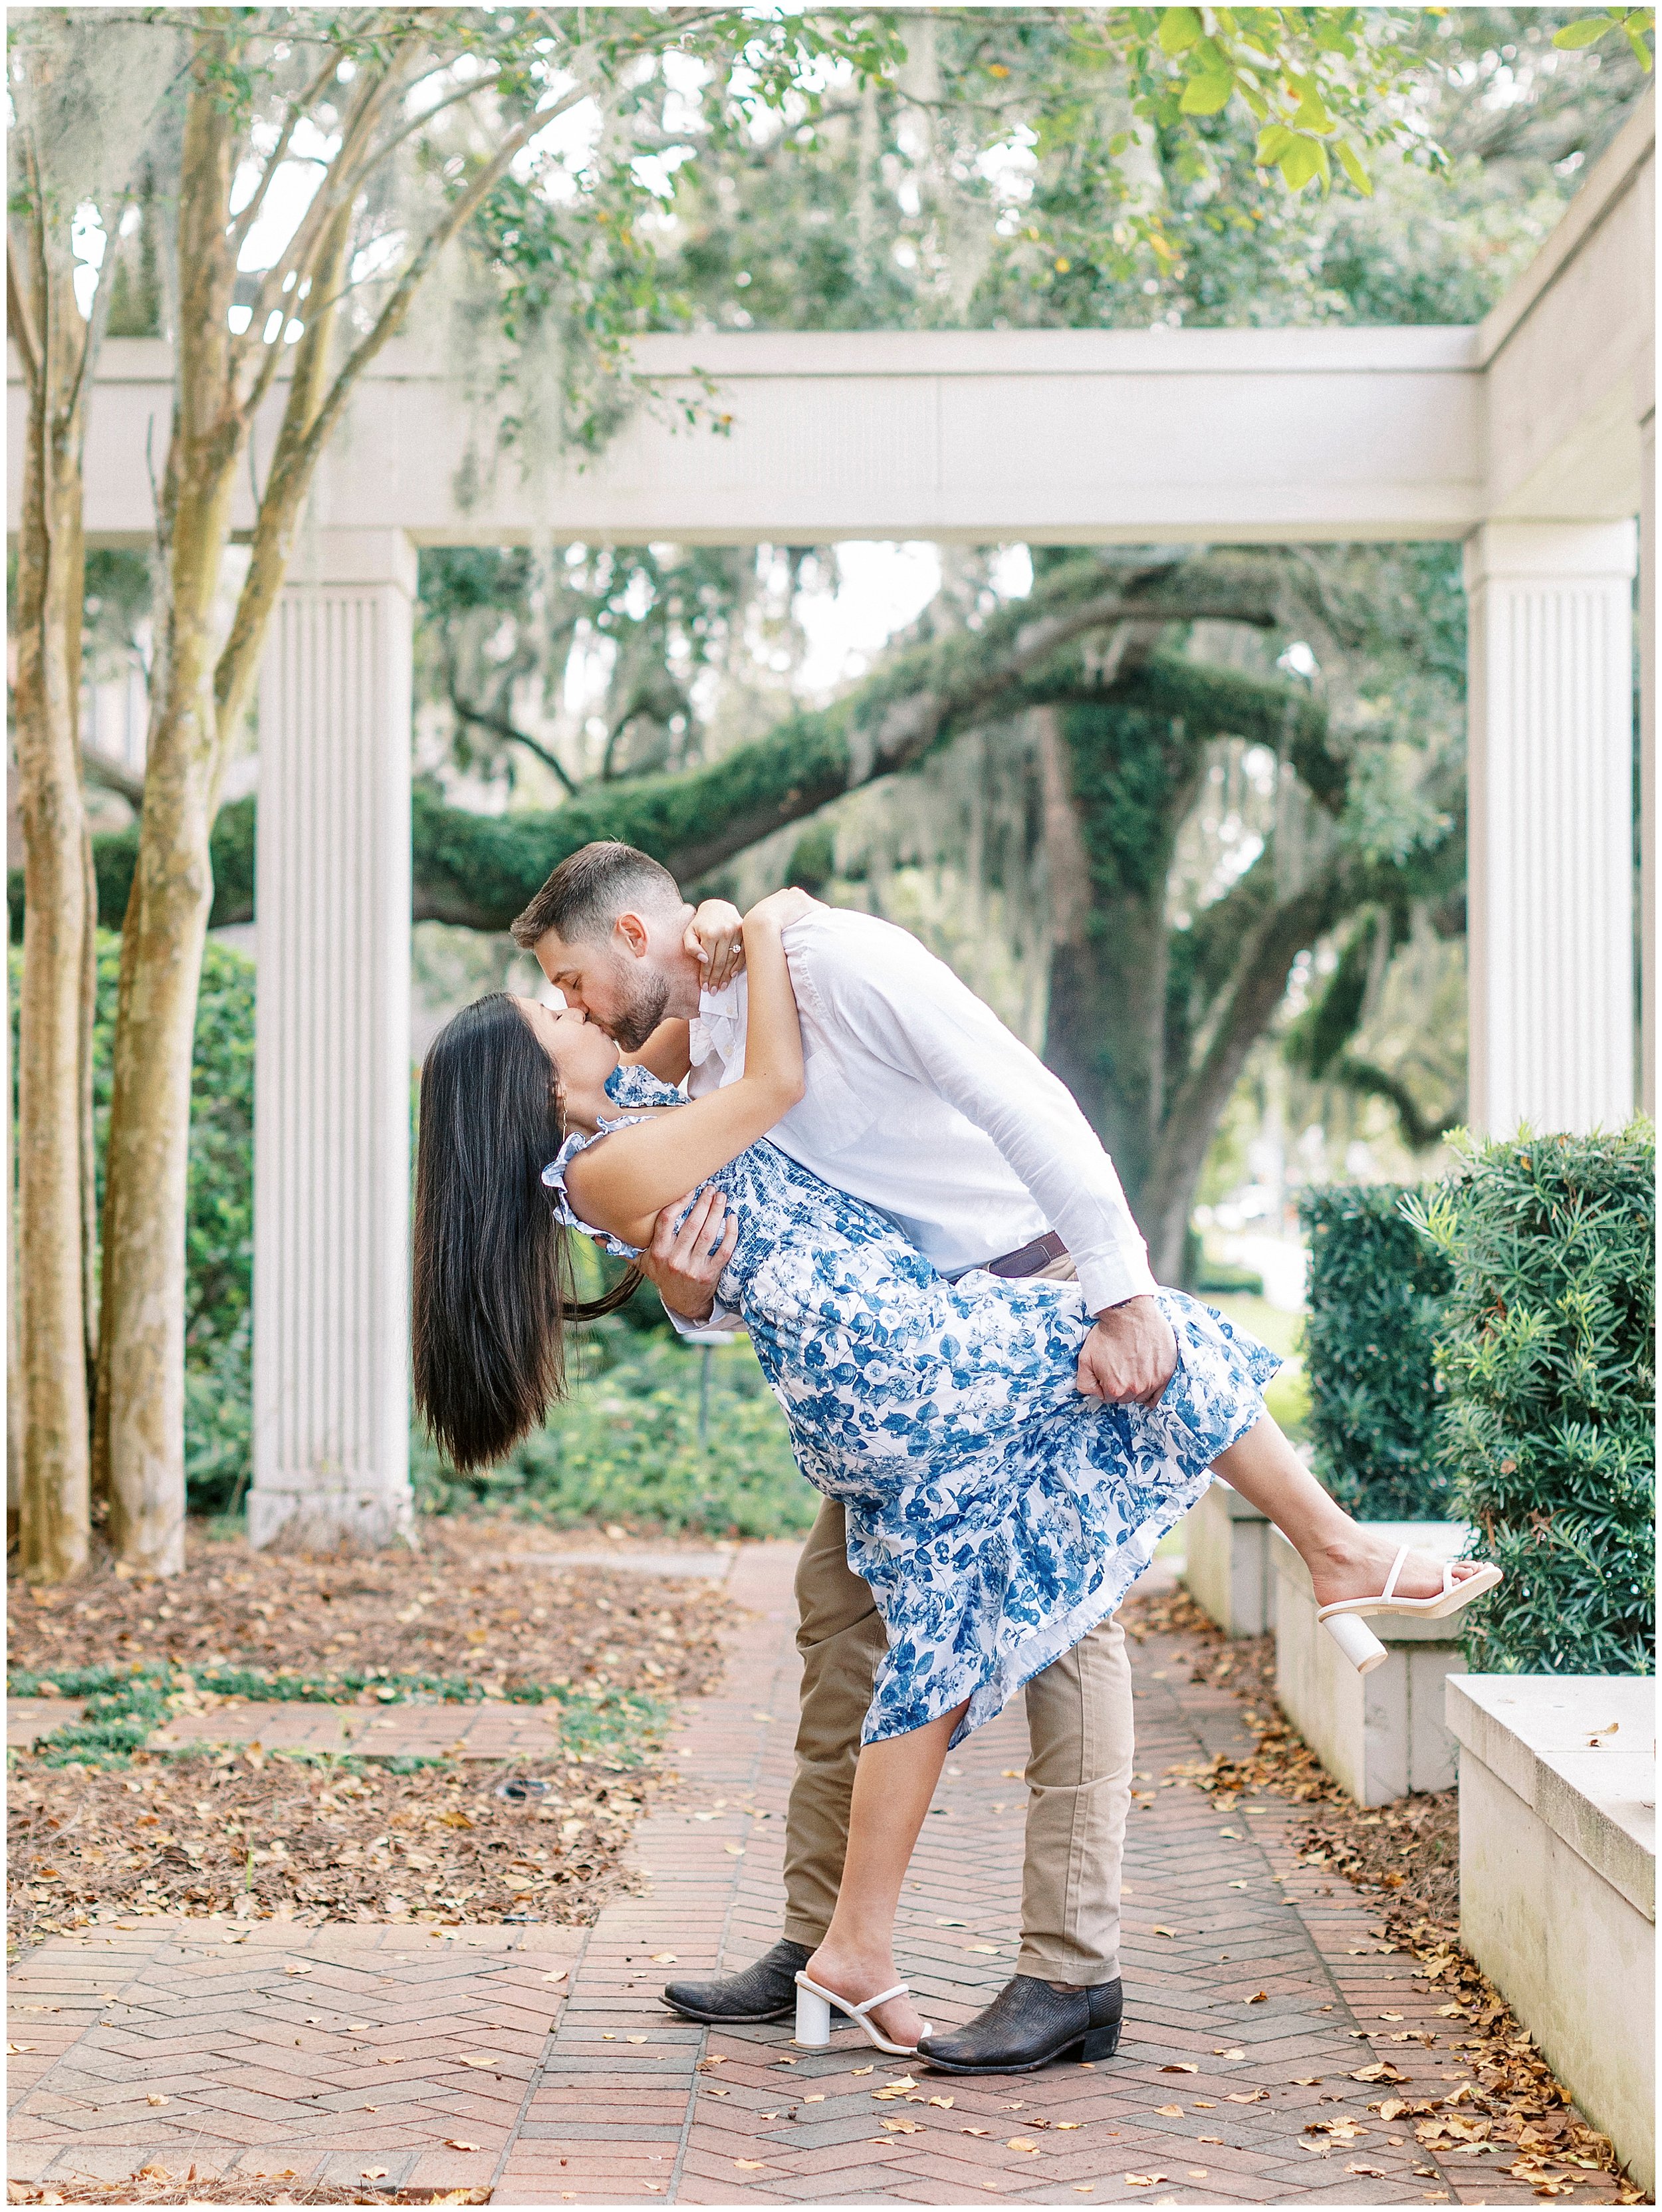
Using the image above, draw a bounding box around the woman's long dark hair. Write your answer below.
[412,994,639,1472]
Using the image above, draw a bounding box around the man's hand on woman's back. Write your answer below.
[636,1186,739,1324]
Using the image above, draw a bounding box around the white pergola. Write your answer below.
[9,90,1653,1549]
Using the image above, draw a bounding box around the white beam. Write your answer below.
[1464,521,1639,1137]
[249,528,415,1550]
[11,325,1490,548]
[1480,88,1655,525]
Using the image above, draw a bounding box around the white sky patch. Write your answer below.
[796,543,943,694]
[1279,640,1318,676]
[659,49,710,136]
[70,201,107,319]
[976,127,1037,203]
[233,117,337,273]
[632,146,695,200]
[350,230,406,289]
[520,91,602,191]
[987,545,1034,600]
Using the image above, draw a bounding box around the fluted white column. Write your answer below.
[250,529,415,1548]
[1639,406,1655,1117]
[1464,521,1638,1136]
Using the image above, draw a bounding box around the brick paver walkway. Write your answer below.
[8,1540,1627,2204]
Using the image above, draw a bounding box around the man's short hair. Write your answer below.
[509,842,682,950]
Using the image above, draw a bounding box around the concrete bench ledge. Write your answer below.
[1181,1479,1273,1636]
[1447,1675,1656,1919]
[1450,1671,1655,2194]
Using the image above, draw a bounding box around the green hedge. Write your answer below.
[1299,1183,1453,1521]
[1405,1126,1655,1676]
[414,1333,815,1540]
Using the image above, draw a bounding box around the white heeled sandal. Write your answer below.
[1317,1548,1504,1673]
[793,1971,932,2056]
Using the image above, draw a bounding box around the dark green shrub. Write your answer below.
[1405,1126,1655,1676]
[414,1334,816,1540]
[1299,1183,1453,1521]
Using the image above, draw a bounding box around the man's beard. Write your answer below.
[609,963,671,1053]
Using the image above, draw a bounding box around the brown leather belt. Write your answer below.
[985,1229,1068,1279]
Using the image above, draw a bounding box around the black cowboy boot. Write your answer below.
[916,1974,1123,2074]
[661,1938,813,2025]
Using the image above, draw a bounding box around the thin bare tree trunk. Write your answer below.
[10,221,94,1582]
[6,975,23,1546]
[97,78,241,1576]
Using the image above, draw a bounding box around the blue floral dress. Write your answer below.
[545,1066,1279,1748]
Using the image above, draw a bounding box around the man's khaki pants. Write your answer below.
[780,1496,1133,1989]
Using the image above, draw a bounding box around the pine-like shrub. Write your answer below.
[1405,1125,1655,1675]
[1299,1184,1453,1521]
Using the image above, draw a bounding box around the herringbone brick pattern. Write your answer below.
[8,1539,1628,2204]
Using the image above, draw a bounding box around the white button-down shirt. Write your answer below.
[683,906,1155,1318]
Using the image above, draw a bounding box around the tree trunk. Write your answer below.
[1036,697,1207,1231]
[1140,862,1349,1281]
[95,80,241,1576]
[5,1009,21,1544]
[11,251,94,1582]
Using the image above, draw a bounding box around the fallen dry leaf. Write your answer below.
[962,2127,991,2138]
[445,2140,481,2152]
[1007,2138,1039,2153]
[1246,1989,1268,2003]
[1160,2061,1198,2073]
[145,2094,168,2108]
[1157,2104,1184,2118]
[927,2096,953,2109]
[734,2159,765,2171]
[1151,1924,1178,1937]
[1226,2090,1266,2104]
[458,2055,496,2068]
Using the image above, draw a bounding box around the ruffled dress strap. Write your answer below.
[604,1063,686,1110]
[540,1112,659,1259]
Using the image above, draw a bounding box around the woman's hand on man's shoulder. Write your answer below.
[745,886,825,932]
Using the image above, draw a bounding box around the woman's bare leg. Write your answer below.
[1214,1414,1488,1608]
[804,1699,969,2048]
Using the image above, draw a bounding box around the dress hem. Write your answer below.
[857,1385,1270,1751]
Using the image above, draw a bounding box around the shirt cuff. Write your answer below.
[665,1298,745,1338]
[1074,1246,1159,1315]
